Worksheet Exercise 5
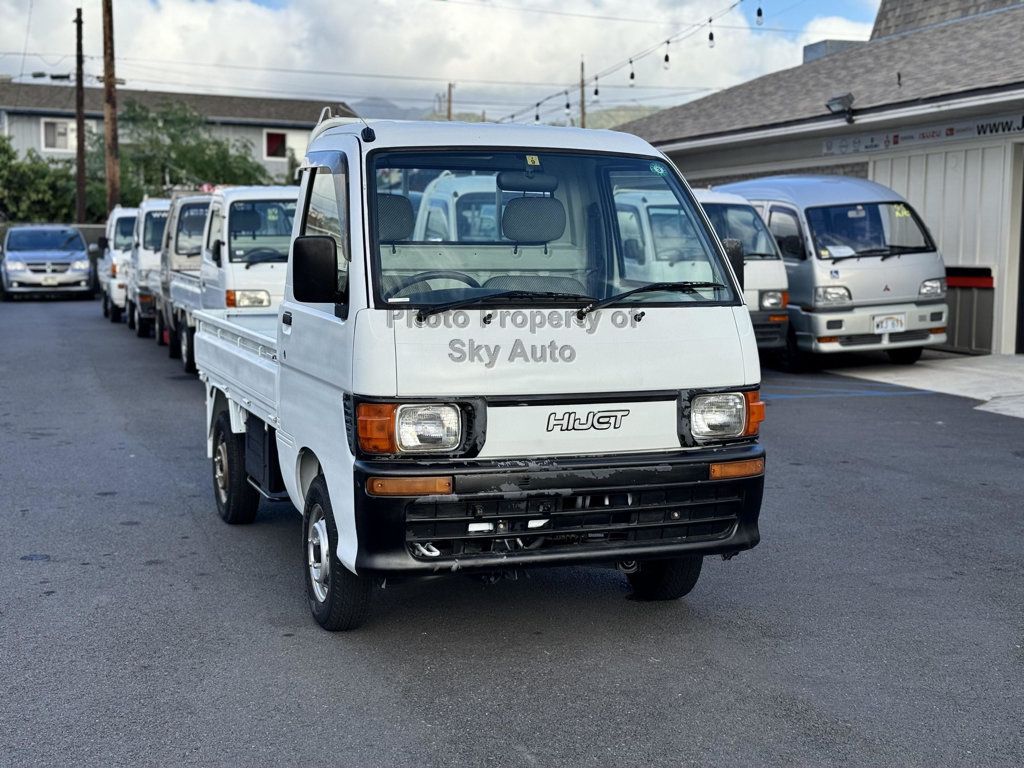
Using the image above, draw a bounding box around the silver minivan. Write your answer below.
[719,176,948,365]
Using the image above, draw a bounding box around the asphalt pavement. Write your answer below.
[1,297,1022,767]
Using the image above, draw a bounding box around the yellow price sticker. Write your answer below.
[893,204,910,218]
[525,155,540,166]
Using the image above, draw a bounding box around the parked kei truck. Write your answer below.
[125,198,170,337]
[169,186,298,373]
[719,176,948,366]
[155,192,211,360]
[195,118,766,631]
[98,206,138,323]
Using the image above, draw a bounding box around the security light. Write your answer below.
[826,93,855,123]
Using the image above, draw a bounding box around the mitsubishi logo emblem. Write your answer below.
[883,284,891,292]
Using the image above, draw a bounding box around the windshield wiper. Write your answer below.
[577,281,727,319]
[243,251,287,269]
[414,289,594,322]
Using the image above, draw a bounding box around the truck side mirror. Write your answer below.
[211,239,222,266]
[97,236,109,251]
[293,236,339,304]
[623,238,644,264]
[722,238,744,289]
[88,242,99,255]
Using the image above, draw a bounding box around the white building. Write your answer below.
[621,0,1024,355]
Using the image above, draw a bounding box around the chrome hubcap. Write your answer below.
[307,504,330,603]
[214,439,228,503]
[181,328,188,358]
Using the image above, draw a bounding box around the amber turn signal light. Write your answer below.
[743,390,765,436]
[929,327,946,334]
[366,476,454,496]
[356,403,398,453]
[709,458,764,480]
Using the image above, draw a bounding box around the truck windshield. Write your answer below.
[227,199,296,263]
[6,228,85,252]
[701,203,781,259]
[806,202,934,259]
[370,150,736,307]
[142,211,168,251]
[113,216,136,250]
[175,202,210,256]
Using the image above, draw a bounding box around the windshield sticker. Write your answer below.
[893,203,911,218]
[830,269,840,278]
[826,245,856,258]
[649,162,667,176]
[525,155,541,166]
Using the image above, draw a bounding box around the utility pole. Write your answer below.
[446,82,454,121]
[101,0,120,213]
[74,7,86,223]
[579,57,586,129]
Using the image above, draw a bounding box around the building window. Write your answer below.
[42,119,72,151]
[265,131,287,159]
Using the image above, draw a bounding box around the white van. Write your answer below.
[719,176,947,365]
[194,118,766,630]
[125,198,170,337]
[98,206,137,323]
[169,186,298,372]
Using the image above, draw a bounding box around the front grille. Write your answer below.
[406,482,744,560]
[753,322,785,345]
[27,262,70,274]
[838,329,931,347]
[891,329,930,343]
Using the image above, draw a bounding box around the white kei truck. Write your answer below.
[97,206,138,323]
[194,118,767,631]
[169,186,298,373]
[125,198,170,337]
[154,192,211,360]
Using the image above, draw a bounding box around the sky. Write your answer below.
[0,0,882,121]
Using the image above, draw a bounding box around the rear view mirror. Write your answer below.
[211,239,222,266]
[722,238,745,289]
[97,236,109,251]
[293,236,339,304]
[623,238,644,264]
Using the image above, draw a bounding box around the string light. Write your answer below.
[592,76,599,103]
[756,6,764,26]
[708,18,715,48]
[564,90,571,116]
[663,41,670,70]
[534,102,540,122]
[628,58,635,87]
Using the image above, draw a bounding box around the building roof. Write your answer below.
[618,1,1024,146]
[870,0,1021,38]
[0,82,354,128]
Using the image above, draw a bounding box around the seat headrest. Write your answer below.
[230,209,262,233]
[377,194,414,243]
[501,196,565,243]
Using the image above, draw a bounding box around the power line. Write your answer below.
[18,0,34,80]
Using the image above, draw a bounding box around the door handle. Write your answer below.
[282,311,293,326]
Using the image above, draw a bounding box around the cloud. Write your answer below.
[0,0,874,120]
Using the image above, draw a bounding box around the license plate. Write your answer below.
[873,313,905,334]
[41,276,59,286]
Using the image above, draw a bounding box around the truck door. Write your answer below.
[768,205,810,306]
[201,202,224,308]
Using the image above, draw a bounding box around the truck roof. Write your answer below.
[692,188,753,207]
[109,207,138,218]
[717,175,907,209]
[310,118,661,157]
[212,185,300,204]
[138,198,171,213]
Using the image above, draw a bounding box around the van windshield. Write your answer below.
[370,150,736,307]
[142,211,167,251]
[701,203,780,260]
[806,202,933,259]
[113,216,136,250]
[7,228,84,252]
[175,202,210,256]
[227,199,296,263]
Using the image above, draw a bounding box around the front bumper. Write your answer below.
[352,445,764,577]
[749,309,789,349]
[790,302,947,353]
[107,281,127,308]
[133,289,157,318]
[3,270,93,293]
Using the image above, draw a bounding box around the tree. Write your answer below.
[0,136,78,223]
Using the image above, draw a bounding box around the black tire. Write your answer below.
[134,304,151,338]
[180,323,197,373]
[628,555,703,601]
[774,326,808,373]
[102,293,109,318]
[155,309,167,346]
[887,346,922,365]
[167,317,181,359]
[211,412,260,525]
[126,300,136,330]
[110,303,122,323]
[303,476,373,631]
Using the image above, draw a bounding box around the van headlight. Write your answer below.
[397,404,462,452]
[4,259,28,272]
[813,285,852,307]
[690,393,746,439]
[759,290,785,310]
[919,278,946,298]
[71,259,91,272]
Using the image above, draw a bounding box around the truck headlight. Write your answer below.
[813,285,852,307]
[397,404,462,452]
[690,393,746,439]
[919,278,946,298]
[4,260,28,272]
[71,259,91,271]
[227,289,271,308]
[759,290,787,310]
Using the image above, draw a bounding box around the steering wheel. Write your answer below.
[383,270,480,299]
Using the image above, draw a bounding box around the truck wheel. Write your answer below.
[134,305,150,338]
[110,303,122,323]
[303,476,373,631]
[102,294,109,318]
[155,311,167,346]
[775,327,808,373]
[167,319,181,359]
[180,324,197,373]
[126,301,136,330]
[628,555,703,601]
[887,347,922,365]
[212,412,259,525]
